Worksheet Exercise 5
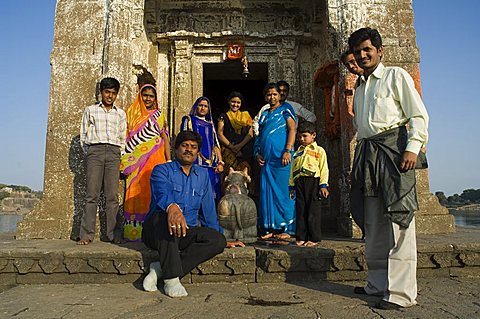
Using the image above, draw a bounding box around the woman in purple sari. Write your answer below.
[254,83,297,240]
[181,97,224,203]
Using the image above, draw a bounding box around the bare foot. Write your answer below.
[226,240,246,248]
[77,239,92,245]
[303,241,319,247]
[296,241,305,246]
[111,238,126,244]
[275,233,291,240]
[260,233,274,240]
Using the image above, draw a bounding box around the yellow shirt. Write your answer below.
[289,142,329,187]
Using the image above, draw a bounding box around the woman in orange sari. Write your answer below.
[120,84,171,241]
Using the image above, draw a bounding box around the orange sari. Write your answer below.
[120,85,169,241]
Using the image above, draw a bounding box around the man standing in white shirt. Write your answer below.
[348,28,429,310]
[252,80,316,135]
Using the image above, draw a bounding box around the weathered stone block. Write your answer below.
[449,267,480,278]
[64,258,97,274]
[87,258,118,273]
[417,253,452,269]
[15,273,142,285]
[38,252,65,274]
[256,247,336,273]
[417,268,450,278]
[456,252,480,267]
[191,273,255,284]
[13,259,39,274]
[416,214,455,234]
[195,248,256,276]
[114,259,143,275]
[326,270,366,282]
[0,273,17,285]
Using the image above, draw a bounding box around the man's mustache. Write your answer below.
[183,151,194,156]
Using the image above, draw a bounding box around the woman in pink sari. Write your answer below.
[120,84,171,241]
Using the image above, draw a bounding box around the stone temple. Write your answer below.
[17,0,454,239]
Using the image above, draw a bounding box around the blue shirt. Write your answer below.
[147,160,221,231]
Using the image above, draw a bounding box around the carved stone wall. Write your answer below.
[18,0,453,239]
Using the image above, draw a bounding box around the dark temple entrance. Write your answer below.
[203,62,269,122]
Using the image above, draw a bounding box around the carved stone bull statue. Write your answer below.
[217,167,257,243]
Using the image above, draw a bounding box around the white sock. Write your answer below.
[163,277,188,297]
[143,262,161,292]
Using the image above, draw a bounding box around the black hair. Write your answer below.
[137,69,156,87]
[348,27,383,51]
[227,91,244,104]
[175,130,203,149]
[99,77,120,92]
[276,80,290,90]
[340,49,353,64]
[263,82,281,96]
[141,85,157,97]
[297,121,316,134]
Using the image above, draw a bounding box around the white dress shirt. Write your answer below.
[353,63,429,154]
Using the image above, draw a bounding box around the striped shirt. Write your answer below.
[80,103,127,153]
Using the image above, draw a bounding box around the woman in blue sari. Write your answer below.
[181,97,224,203]
[254,83,297,240]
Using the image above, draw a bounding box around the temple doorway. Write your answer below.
[203,62,269,122]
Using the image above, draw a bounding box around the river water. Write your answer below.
[0,214,23,233]
[450,210,480,228]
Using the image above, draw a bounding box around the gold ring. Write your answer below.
[177,225,181,228]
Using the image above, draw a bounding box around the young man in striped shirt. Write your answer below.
[78,77,127,245]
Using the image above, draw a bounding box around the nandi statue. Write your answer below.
[217,167,257,243]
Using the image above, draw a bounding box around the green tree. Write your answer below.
[435,191,448,206]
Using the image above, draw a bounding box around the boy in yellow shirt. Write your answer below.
[289,122,329,247]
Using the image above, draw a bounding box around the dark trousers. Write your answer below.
[295,176,323,242]
[80,144,121,241]
[142,211,226,279]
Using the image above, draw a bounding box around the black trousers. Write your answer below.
[295,176,323,242]
[142,211,226,279]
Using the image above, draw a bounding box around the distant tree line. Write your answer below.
[0,184,43,202]
[435,188,480,207]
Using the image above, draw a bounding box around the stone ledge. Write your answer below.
[0,229,478,285]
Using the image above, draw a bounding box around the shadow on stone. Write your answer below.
[69,135,86,241]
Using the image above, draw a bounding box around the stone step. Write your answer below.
[1,228,479,286]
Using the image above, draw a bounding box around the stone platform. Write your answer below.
[1,228,479,286]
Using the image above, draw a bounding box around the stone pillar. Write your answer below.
[277,39,298,98]
[171,39,193,133]
[17,0,144,239]
[326,0,455,236]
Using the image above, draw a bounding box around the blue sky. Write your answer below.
[0,1,478,196]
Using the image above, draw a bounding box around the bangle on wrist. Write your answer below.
[218,160,225,166]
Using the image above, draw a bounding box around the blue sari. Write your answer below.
[181,97,222,203]
[254,102,296,235]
